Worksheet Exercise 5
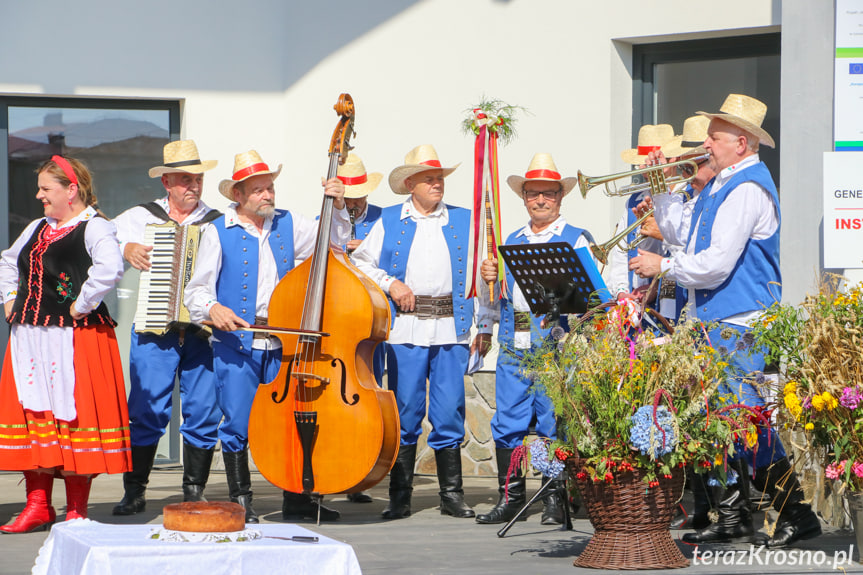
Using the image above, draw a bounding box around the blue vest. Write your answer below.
[379,204,472,337]
[214,210,295,353]
[355,204,382,241]
[498,224,591,350]
[686,162,780,321]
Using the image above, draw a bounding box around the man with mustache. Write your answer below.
[185,150,349,523]
[112,140,224,517]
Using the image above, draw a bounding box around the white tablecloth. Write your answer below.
[32,519,362,575]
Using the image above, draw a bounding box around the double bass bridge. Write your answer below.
[292,372,330,385]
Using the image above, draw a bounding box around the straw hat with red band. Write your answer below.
[148,140,218,178]
[218,150,283,200]
[338,153,382,199]
[388,144,460,195]
[620,124,676,165]
[506,153,577,198]
[696,93,775,149]
[663,115,711,158]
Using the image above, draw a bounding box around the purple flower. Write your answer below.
[801,396,812,410]
[839,386,862,410]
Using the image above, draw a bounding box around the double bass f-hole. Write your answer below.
[273,357,357,406]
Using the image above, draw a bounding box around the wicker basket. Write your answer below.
[569,462,689,570]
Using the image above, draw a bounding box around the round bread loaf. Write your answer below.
[163,501,246,532]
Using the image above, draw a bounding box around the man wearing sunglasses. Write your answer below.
[472,153,595,526]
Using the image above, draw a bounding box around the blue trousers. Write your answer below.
[372,342,387,386]
[127,329,221,449]
[212,341,282,453]
[491,347,557,448]
[708,322,786,469]
[386,343,469,450]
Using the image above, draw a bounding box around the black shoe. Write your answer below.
[540,476,566,526]
[382,444,416,520]
[113,444,158,516]
[223,449,258,524]
[753,456,822,548]
[670,506,711,530]
[346,492,373,503]
[683,461,758,544]
[182,443,214,503]
[282,492,340,521]
[476,448,527,525]
[767,512,822,548]
[435,448,474,518]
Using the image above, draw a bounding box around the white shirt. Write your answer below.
[659,154,779,325]
[352,198,466,346]
[184,203,350,349]
[0,207,123,420]
[113,197,214,253]
[653,183,699,254]
[475,216,594,349]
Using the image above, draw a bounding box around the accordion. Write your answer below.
[133,222,206,336]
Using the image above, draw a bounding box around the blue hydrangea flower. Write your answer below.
[528,438,565,478]
[630,405,677,458]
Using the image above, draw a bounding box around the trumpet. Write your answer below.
[590,208,655,265]
[578,153,709,199]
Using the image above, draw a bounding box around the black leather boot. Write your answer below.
[346,491,373,503]
[682,460,759,544]
[435,448,475,518]
[282,492,341,521]
[753,457,822,548]
[671,469,715,530]
[112,444,158,515]
[382,444,416,520]
[182,443,214,502]
[223,449,258,524]
[476,447,527,525]
[540,474,566,525]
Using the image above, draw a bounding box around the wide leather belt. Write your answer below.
[399,295,454,319]
[253,316,270,339]
[514,311,531,333]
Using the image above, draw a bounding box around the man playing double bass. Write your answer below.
[184,150,350,523]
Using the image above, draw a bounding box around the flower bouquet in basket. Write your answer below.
[750,277,863,496]
[519,300,759,570]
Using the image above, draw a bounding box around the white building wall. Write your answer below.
[0,0,779,249]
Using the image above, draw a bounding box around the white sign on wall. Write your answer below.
[835,0,863,151]
[823,152,863,268]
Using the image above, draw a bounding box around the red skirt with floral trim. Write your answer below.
[0,324,131,474]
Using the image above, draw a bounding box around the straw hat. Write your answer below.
[149,140,218,178]
[338,153,382,199]
[620,124,676,165]
[388,145,460,195]
[218,150,282,200]
[506,153,577,198]
[697,94,775,148]
[663,116,711,158]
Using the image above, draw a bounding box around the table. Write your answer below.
[32,519,362,575]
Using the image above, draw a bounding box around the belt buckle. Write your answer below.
[659,279,677,300]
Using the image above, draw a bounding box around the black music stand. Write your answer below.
[497,242,610,322]
[495,242,609,537]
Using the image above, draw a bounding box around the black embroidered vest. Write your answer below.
[9,219,115,328]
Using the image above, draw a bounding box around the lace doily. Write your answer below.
[148,527,262,543]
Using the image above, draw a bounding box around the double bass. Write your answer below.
[248,94,400,495]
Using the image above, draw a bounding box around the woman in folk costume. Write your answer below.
[0,156,131,533]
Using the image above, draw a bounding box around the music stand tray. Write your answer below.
[498,242,611,316]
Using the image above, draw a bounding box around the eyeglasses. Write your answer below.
[523,189,562,200]
[678,158,708,178]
